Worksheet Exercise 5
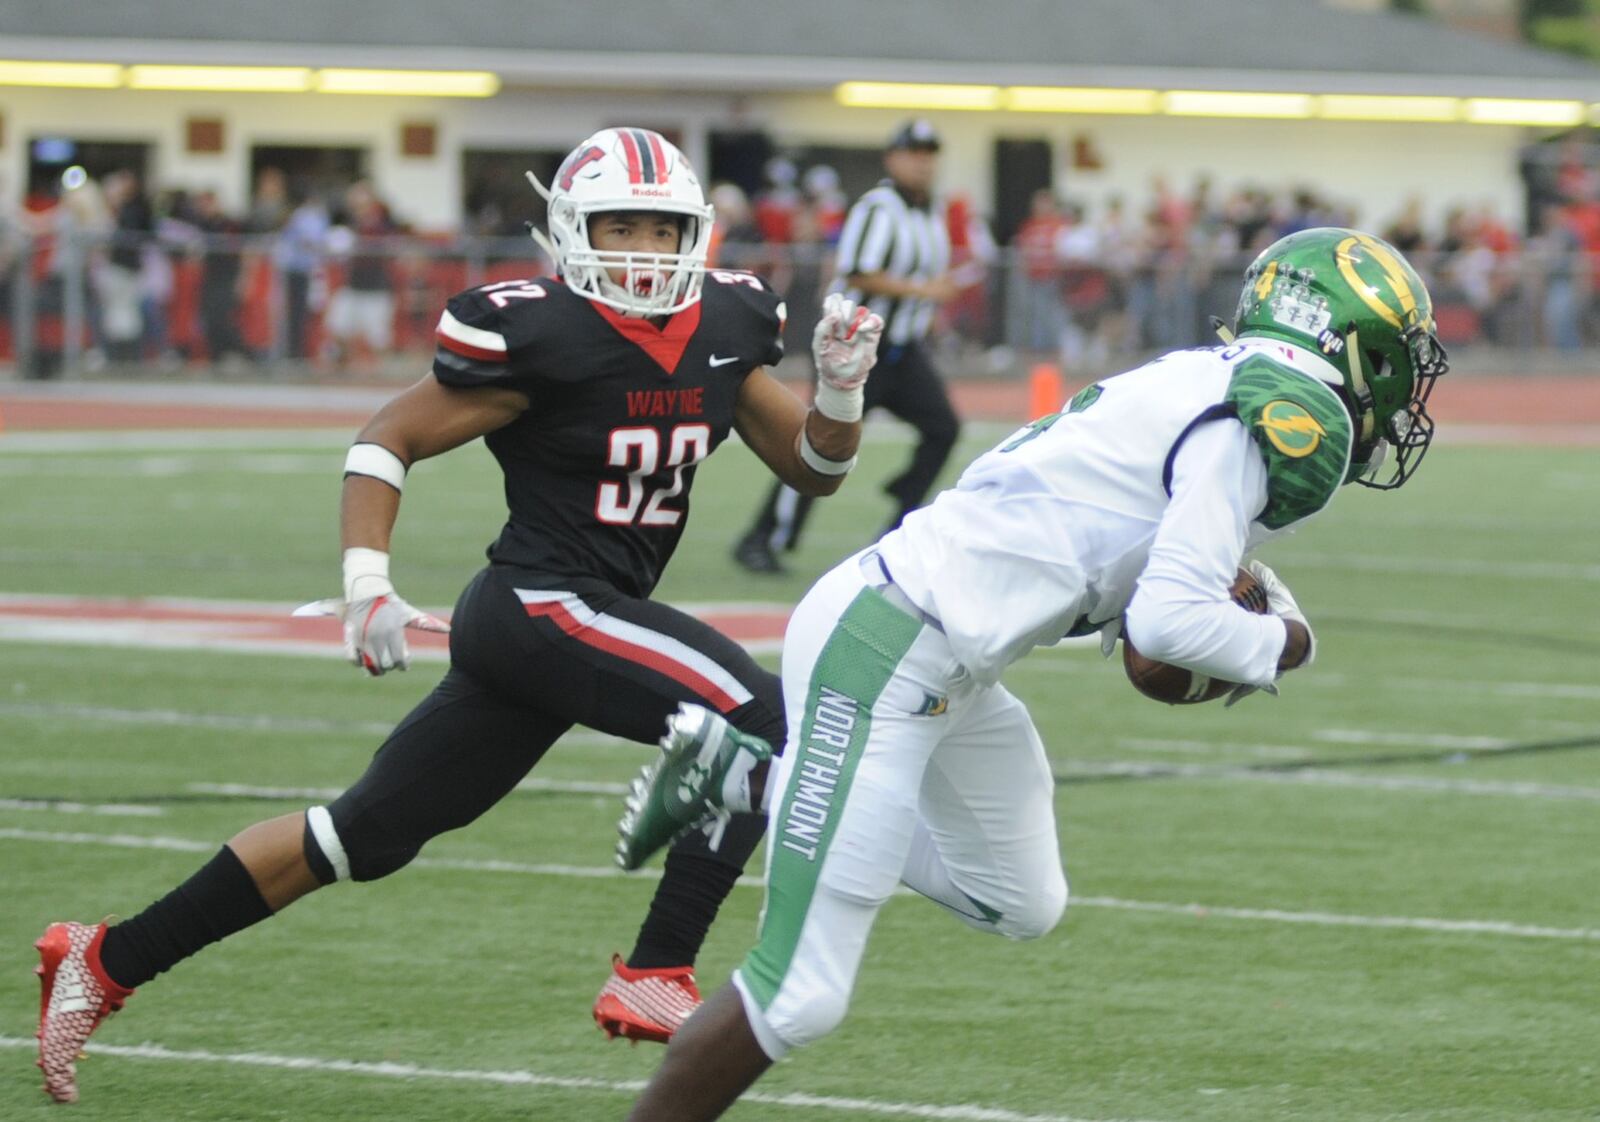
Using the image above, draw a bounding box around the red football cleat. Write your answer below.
[592,954,701,1044]
[35,922,135,1104]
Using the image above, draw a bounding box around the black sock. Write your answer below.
[626,813,765,970]
[627,854,740,970]
[99,846,274,989]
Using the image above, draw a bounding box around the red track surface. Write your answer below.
[2,374,1597,433]
[0,595,790,659]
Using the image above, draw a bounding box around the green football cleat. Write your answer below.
[616,704,773,871]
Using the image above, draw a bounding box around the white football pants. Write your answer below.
[732,550,1068,1059]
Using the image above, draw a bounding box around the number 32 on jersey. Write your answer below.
[596,423,711,526]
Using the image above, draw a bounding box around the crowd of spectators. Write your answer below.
[1012,159,1600,368]
[1,166,415,378]
[6,149,1600,381]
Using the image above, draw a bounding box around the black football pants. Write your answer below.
[320,565,779,940]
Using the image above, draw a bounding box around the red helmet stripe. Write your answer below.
[631,129,658,184]
[645,131,669,183]
[617,129,644,184]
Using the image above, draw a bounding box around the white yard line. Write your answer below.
[0,1036,1142,1122]
[0,453,332,477]
[1312,729,1518,750]
[0,701,632,748]
[0,429,355,452]
[1113,737,1312,760]
[0,797,163,817]
[1060,760,1600,801]
[4,826,1595,943]
[187,778,632,800]
[0,700,396,737]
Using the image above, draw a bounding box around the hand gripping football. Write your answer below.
[1122,568,1269,705]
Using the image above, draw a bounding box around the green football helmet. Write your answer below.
[1232,227,1448,489]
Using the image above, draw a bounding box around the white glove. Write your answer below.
[1224,679,1279,708]
[1223,562,1313,707]
[1098,617,1122,659]
[1244,560,1316,669]
[810,293,884,422]
[293,548,449,677]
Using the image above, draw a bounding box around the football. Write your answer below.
[1122,568,1270,704]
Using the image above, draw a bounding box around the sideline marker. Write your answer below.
[1027,362,1065,420]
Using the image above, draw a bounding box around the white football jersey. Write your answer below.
[877,338,1353,686]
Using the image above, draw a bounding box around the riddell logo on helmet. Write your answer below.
[631,186,673,197]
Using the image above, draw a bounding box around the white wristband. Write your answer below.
[812,379,864,423]
[799,425,857,476]
[342,547,393,603]
[344,443,407,492]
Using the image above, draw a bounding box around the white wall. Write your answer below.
[0,83,1531,233]
[0,85,733,227]
[758,94,1531,233]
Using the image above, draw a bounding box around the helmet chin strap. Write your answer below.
[1207,315,1236,344]
[1343,325,1377,443]
[524,170,558,261]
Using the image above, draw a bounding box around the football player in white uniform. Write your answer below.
[614,227,1448,1120]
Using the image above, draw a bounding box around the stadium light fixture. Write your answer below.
[315,68,501,97]
[835,81,1003,111]
[0,59,123,88]
[1163,90,1315,119]
[1004,86,1160,114]
[127,65,313,92]
[1316,94,1460,122]
[1463,97,1585,127]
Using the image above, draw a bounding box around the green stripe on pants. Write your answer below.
[741,587,924,1011]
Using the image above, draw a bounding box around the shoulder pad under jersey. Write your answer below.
[1225,354,1353,530]
[702,269,786,368]
[431,279,559,390]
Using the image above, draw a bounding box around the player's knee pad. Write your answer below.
[306,802,421,883]
[771,982,853,1052]
[996,872,1068,941]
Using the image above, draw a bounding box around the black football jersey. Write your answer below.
[432,272,786,598]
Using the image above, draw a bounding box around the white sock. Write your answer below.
[719,748,761,814]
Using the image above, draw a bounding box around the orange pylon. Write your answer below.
[1027,362,1065,420]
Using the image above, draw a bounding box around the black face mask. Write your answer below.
[1355,326,1447,491]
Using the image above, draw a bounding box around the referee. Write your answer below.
[733,119,961,573]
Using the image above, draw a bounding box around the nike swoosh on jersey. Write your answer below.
[708,355,741,367]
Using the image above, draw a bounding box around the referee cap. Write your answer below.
[887,119,941,153]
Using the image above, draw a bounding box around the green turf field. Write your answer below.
[2,422,1597,1120]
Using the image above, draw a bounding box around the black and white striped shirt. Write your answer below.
[831,180,951,348]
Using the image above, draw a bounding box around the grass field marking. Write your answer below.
[0,1035,1152,1122]
[1015,650,1600,701]
[186,778,633,800]
[0,826,211,854]
[0,700,631,750]
[0,452,334,478]
[0,429,354,452]
[0,699,396,737]
[1058,762,1600,802]
[1114,737,1311,760]
[1313,729,1521,749]
[0,417,988,455]
[8,827,1597,944]
[0,594,789,658]
[1067,895,1600,941]
[0,797,164,817]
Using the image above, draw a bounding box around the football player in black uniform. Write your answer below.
[33,127,885,1105]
